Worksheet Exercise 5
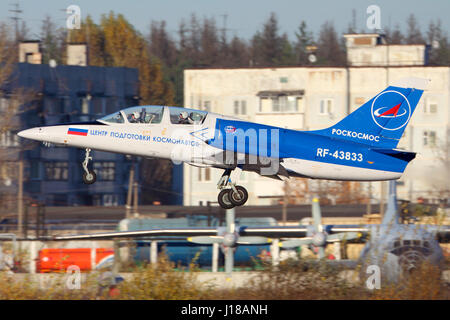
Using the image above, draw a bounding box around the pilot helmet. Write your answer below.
[180,111,188,118]
[133,111,140,118]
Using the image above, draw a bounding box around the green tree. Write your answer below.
[316,21,346,66]
[277,34,295,66]
[294,21,314,65]
[99,12,173,105]
[251,12,284,66]
[69,15,107,66]
[227,35,249,67]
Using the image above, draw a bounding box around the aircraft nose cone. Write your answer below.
[312,232,327,247]
[17,127,41,140]
[223,233,237,248]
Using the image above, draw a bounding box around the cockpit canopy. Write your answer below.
[98,106,208,125]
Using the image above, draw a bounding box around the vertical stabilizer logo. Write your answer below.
[371,90,411,131]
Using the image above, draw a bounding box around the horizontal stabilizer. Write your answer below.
[371,148,416,162]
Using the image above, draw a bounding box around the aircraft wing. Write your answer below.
[49,228,218,241]
[239,226,308,237]
[206,119,285,173]
[46,226,312,241]
[190,148,290,180]
[46,225,371,242]
[328,225,370,234]
[322,225,370,244]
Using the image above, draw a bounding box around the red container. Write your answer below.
[37,248,114,273]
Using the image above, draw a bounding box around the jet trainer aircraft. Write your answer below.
[18,77,428,209]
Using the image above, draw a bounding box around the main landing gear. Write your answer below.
[82,148,97,184]
[217,169,248,209]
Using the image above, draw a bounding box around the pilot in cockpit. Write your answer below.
[178,111,194,124]
[129,111,141,123]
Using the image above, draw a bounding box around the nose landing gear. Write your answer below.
[82,148,97,184]
[217,169,248,209]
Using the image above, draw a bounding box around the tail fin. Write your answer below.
[311,77,429,149]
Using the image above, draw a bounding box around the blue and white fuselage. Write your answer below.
[18,77,429,206]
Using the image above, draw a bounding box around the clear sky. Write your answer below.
[1,0,449,41]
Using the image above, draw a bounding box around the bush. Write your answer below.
[0,256,447,300]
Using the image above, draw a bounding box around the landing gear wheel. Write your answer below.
[82,170,97,184]
[81,148,96,184]
[218,189,235,209]
[228,185,248,206]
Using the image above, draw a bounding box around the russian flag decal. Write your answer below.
[67,128,88,136]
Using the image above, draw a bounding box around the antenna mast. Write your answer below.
[9,1,23,42]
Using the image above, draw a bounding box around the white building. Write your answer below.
[183,34,449,206]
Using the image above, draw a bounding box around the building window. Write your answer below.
[198,167,211,182]
[258,90,303,113]
[44,97,64,114]
[241,101,247,115]
[272,97,281,112]
[233,100,247,115]
[92,97,104,114]
[92,194,101,206]
[93,162,115,181]
[106,97,119,114]
[45,162,68,181]
[0,163,13,186]
[424,100,437,114]
[320,99,334,115]
[203,101,211,111]
[80,96,90,114]
[423,131,436,147]
[30,162,41,180]
[0,97,9,112]
[103,194,118,206]
[261,96,300,113]
[0,131,19,147]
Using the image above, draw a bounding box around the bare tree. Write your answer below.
[430,130,450,202]
[316,21,346,66]
[405,14,425,44]
[385,24,404,44]
[0,23,37,214]
[287,178,368,205]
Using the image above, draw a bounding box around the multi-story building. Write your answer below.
[183,34,449,206]
[0,42,140,208]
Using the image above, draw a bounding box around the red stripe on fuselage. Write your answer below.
[68,131,88,136]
